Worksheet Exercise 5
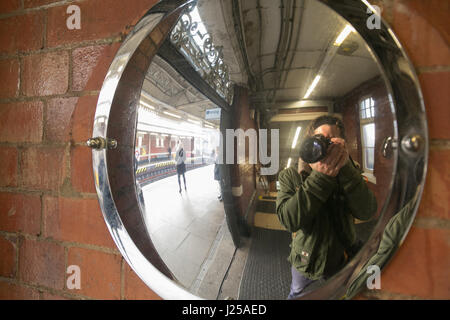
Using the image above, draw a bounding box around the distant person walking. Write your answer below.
[175,141,187,193]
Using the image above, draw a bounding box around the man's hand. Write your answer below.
[310,138,349,177]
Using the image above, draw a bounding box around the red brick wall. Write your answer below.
[0,0,161,300]
[0,0,448,300]
[150,134,166,154]
[338,76,394,219]
[355,0,450,300]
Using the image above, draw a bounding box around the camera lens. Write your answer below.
[299,135,329,163]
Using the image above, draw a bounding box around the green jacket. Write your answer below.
[344,187,419,299]
[276,160,377,280]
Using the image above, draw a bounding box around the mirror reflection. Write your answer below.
[135,55,229,298]
[134,0,396,299]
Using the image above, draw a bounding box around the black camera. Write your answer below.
[299,134,332,163]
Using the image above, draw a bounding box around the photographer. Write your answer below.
[276,115,377,299]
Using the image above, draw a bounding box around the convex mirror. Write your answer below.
[90,0,428,300]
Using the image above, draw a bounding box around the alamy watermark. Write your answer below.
[66,265,81,290]
[366,5,382,30]
[366,265,381,290]
[66,5,81,30]
[66,3,382,31]
[215,129,280,176]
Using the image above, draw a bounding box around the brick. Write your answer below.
[0,101,44,143]
[417,149,450,220]
[419,72,450,140]
[0,58,20,99]
[67,247,121,300]
[20,146,66,191]
[0,146,18,188]
[393,1,450,68]
[129,49,150,76]
[0,192,41,235]
[380,227,450,299]
[72,43,121,91]
[0,282,40,300]
[46,97,78,142]
[71,146,96,194]
[41,291,71,300]
[71,95,98,143]
[0,235,16,278]
[0,12,44,54]
[44,196,116,249]
[19,239,65,290]
[24,0,59,8]
[124,262,162,300]
[352,292,368,300]
[47,0,158,47]
[22,51,69,97]
[401,0,450,45]
[0,0,21,14]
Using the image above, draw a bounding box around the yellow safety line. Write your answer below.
[253,212,285,231]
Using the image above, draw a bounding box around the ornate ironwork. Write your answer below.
[170,3,234,105]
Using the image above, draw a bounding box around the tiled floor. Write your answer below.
[141,165,230,292]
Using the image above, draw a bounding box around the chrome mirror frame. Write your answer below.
[90,0,428,300]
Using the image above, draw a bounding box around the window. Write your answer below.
[359,97,376,180]
[362,123,375,171]
[156,136,164,148]
[360,97,375,120]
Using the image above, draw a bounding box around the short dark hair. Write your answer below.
[304,115,346,140]
[297,115,346,171]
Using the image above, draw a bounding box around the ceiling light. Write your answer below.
[286,158,292,168]
[188,119,201,125]
[361,0,379,14]
[140,101,155,110]
[291,127,302,149]
[205,124,214,129]
[334,24,355,46]
[163,111,181,119]
[303,75,321,99]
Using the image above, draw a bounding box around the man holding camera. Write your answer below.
[276,115,377,299]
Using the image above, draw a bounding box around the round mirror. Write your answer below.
[90,0,428,300]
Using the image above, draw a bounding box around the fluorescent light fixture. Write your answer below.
[187,119,201,125]
[163,111,181,119]
[291,127,302,149]
[361,0,379,14]
[140,101,155,110]
[205,124,214,129]
[286,158,292,168]
[334,24,355,46]
[303,75,321,99]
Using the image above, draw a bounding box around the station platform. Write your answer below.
[141,165,240,298]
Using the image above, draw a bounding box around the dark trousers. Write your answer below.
[177,172,186,189]
[287,266,326,299]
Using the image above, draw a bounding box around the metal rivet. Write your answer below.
[382,136,396,159]
[108,139,118,149]
[401,134,424,153]
[86,137,117,150]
